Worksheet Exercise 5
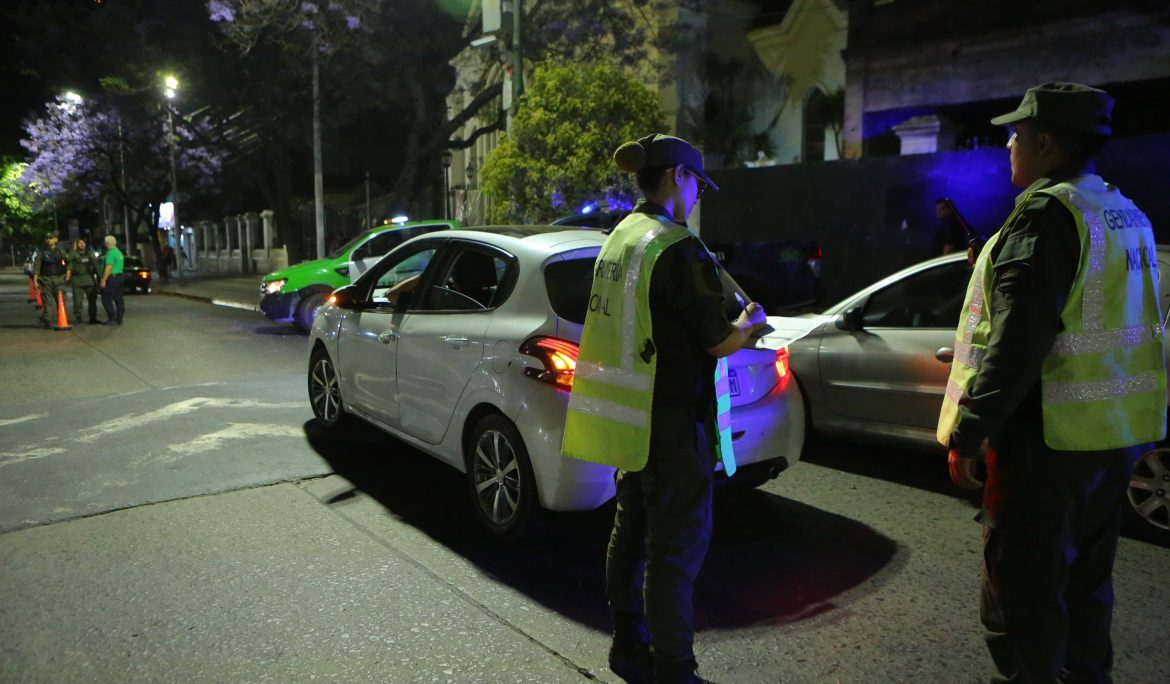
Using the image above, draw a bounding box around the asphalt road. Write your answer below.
[0,271,1166,683]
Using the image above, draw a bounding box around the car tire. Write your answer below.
[1125,443,1170,546]
[464,414,538,540]
[294,291,328,333]
[308,347,349,428]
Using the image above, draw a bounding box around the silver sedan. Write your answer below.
[768,248,1170,545]
[307,226,805,539]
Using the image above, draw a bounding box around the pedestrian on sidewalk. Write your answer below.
[99,235,126,325]
[563,134,766,684]
[32,234,68,329]
[938,83,1166,684]
[66,238,101,324]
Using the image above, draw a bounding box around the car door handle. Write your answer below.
[378,330,398,344]
[443,336,470,348]
[935,347,955,363]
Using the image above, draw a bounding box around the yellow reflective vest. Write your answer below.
[562,212,736,473]
[937,175,1166,451]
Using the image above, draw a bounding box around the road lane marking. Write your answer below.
[77,397,304,443]
[0,414,47,428]
[167,423,305,455]
[0,447,68,468]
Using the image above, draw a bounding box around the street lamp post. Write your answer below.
[164,75,183,283]
[441,150,452,220]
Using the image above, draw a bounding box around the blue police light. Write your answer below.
[390,215,409,225]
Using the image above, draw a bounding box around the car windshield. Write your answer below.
[124,256,145,269]
[544,256,596,324]
[327,233,368,260]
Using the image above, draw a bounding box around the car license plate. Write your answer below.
[727,369,740,396]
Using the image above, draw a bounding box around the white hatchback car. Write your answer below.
[307,226,805,538]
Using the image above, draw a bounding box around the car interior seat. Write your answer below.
[449,253,498,309]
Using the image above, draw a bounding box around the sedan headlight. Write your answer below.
[263,278,287,294]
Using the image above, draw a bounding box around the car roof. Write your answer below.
[360,219,458,237]
[411,225,607,258]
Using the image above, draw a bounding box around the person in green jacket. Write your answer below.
[66,238,101,323]
[99,235,126,324]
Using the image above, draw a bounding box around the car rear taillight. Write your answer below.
[519,336,578,390]
[774,346,792,391]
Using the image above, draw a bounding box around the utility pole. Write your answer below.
[164,75,183,283]
[312,46,326,260]
[117,119,131,252]
[365,170,371,230]
[511,0,523,118]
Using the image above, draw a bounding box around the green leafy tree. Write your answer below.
[481,62,664,223]
[0,158,53,244]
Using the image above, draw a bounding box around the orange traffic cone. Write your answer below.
[27,278,36,303]
[35,285,44,310]
[55,289,72,331]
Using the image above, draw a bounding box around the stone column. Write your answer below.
[224,215,236,257]
[244,212,259,274]
[235,214,245,272]
[260,210,275,256]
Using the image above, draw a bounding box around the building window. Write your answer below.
[803,89,828,162]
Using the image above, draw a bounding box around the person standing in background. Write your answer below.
[99,235,126,325]
[66,238,101,324]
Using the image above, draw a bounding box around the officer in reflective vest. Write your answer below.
[937,83,1165,684]
[562,134,766,684]
[32,234,69,329]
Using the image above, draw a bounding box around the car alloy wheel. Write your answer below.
[466,414,536,539]
[1128,446,1170,537]
[308,348,345,426]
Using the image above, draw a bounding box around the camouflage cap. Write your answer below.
[990,82,1114,135]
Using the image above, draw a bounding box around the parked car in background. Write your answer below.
[260,219,458,331]
[122,256,153,294]
[307,225,805,539]
[765,248,1170,545]
[551,210,823,313]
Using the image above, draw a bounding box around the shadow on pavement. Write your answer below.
[305,420,899,632]
[252,324,304,336]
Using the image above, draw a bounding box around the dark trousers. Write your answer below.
[101,274,125,322]
[980,429,1140,684]
[606,405,714,672]
[38,276,66,323]
[73,283,98,321]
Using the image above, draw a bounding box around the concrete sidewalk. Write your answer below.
[153,271,263,312]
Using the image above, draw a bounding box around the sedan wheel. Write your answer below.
[1127,446,1170,544]
[466,414,536,540]
[308,348,346,426]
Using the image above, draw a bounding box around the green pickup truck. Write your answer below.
[259,219,458,331]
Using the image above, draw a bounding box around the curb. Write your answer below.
[154,287,260,312]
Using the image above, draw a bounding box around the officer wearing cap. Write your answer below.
[937,83,1165,683]
[32,234,69,329]
[563,134,766,684]
[66,238,101,324]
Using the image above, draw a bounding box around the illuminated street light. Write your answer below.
[63,91,82,105]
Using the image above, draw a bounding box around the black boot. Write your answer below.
[609,612,651,684]
[653,654,713,684]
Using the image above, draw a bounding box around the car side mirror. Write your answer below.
[330,284,360,310]
[836,306,864,331]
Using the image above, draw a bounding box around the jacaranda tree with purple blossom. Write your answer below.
[19,92,224,264]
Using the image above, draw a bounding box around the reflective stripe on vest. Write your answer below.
[937,175,1166,450]
[563,213,736,473]
[562,214,689,471]
[936,230,1003,445]
[1036,179,1166,449]
[713,357,735,475]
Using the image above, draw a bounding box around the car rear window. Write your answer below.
[544,257,596,324]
